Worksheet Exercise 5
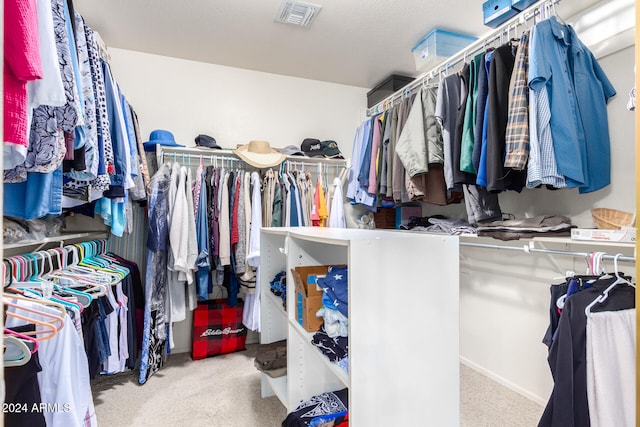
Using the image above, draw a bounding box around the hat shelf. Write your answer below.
[155,145,347,171]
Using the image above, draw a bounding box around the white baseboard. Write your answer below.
[459,356,547,406]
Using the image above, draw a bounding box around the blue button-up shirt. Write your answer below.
[529,16,616,194]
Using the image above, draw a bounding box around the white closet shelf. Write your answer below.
[458,233,635,249]
[4,231,109,251]
[289,319,350,388]
[264,375,288,408]
[265,289,287,318]
[156,146,348,168]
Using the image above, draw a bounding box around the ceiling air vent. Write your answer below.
[275,1,322,28]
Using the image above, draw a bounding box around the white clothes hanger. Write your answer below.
[585,254,635,316]
[4,335,32,367]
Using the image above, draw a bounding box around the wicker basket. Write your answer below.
[591,208,635,230]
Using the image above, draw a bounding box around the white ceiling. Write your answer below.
[73,0,599,89]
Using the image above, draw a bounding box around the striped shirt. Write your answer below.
[526,85,566,189]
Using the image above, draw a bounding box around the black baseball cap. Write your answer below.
[195,134,221,149]
[301,138,324,157]
[321,140,343,159]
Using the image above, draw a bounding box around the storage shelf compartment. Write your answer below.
[265,289,287,318]
[261,228,460,424]
[262,373,288,407]
[289,319,349,388]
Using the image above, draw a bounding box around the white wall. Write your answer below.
[108,48,368,153]
[107,48,368,352]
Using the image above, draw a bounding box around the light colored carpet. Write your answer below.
[92,344,287,427]
[460,364,544,427]
[92,345,543,426]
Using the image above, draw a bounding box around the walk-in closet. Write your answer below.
[2,0,637,425]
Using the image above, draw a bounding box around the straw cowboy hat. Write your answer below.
[234,140,286,168]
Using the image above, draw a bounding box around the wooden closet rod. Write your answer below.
[460,241,636,263]
[366,0,562,116]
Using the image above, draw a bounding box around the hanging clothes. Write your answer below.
[529,16,616,194]
[539,276,635,427]
[485,43,526,192]
[139,163,171,385]
[243,171,263,332]
[460,53,484,174]
[6,298,94,427]
[435,73,462,193]
[329,177,346,228]
[195,167,211,301]
[4,0,43,170]
[586,308,635,427]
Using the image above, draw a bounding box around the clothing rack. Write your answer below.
[366,0,562,116]
[155,145,348,170]
[460,241,636,264]
[4,239,111,285]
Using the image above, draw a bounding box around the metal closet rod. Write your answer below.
[460,242,636,263]
[156,146,348,168]
[366,0,561,116]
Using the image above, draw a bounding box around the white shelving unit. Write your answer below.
[260,227,460,426]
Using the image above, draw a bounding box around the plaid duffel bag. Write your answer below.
[191,299,247,360]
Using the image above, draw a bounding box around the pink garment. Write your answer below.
[367,115,382,194]
[4,0,42,157]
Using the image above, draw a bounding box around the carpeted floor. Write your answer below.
[92,344,543,426]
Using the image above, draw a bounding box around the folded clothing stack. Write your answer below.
[254,340,287,378]
[476,215,573,241]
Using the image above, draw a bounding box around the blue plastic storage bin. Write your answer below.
[483,0,519,28]
[411,29,477,72]
[511,0,538,11]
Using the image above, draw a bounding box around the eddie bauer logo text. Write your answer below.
[200,327,245,338]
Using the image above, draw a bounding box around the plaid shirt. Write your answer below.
[504,31,530,170]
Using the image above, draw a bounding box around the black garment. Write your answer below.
[486,44,526,192]
[539,277,635,427]
[472,52,488,173]
[282,388,349,427]
[4,347,46,427]
[453,63,476,185]
[108,254,144,369]
[205,166,216,263]
[310,325,348,362]
[63,147,87,173]
[66,0,77,37]
[542,281,569,349]
[81,300,102,379]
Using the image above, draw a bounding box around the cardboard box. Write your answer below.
[571,228,636,244]
[291,266,328,332]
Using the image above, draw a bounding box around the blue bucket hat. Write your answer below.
[143,129,184,152]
